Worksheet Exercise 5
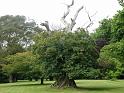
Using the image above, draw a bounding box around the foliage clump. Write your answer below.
[33,29,98,88]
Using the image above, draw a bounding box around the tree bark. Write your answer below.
[29,78,32,81]
[9,74,13,83]
[41,21,50,31]
[9,74,17,83]
[40,78,44,85]
[51,76,77,88]
[49,76,53,81]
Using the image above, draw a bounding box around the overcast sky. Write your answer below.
[0,0,122,32]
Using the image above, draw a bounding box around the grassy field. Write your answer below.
[0,80,124,93]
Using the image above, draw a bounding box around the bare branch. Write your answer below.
[70,6,84,31]
[62,0,74,19]
[61,0,83,32]
[41,21,50,31]
[73,6,84,21]
[91,11,97,18]
[85,10,91,22]
[85,22,93,31]
[61,0,74,29]
[84,9,96,31]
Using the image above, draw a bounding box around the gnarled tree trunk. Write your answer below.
[52,76,76,88]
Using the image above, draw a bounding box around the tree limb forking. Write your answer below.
[70,5,84,31]
[61,0,83,32]
[61,0,74,29]
[41,0,94,32]
[62,0,74,19]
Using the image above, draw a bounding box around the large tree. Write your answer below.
[0,15,42,55]
[35,0,98,88]
[33,29,98,88]
[92,1,124,79]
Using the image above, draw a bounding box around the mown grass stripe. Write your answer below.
[0,80,124,93]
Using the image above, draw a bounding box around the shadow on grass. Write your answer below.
[2,82,52,87]
[76,86,122,91]
[15,83,51,86]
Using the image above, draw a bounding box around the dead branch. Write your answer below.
[73,6,84,21]
[62,0,74,19]
[84,9,96,31]
[70,5,84,31]
[61,0,74,29]
[61,0,83,32]
[41,21,50,31]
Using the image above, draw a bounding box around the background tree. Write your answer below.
[90,1,124,79]
[0,58,8,83]
[92,7,124,51]
[2,52,38,83]
[98,40,124,79]
[0,15,42,55]
[0,15,43,82]
[91,18,112,52]
[111,9,124,42]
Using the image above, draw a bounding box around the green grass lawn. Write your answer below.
[0,80,124,93]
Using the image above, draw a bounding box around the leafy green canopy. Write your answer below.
[111,9,124,42]
[0,15,42,55]
[3,52,36,76]
[92,8,124,43]
[92,18,112,42]
[98,40,124,79]
[91,4,124,79]
[33,29,98,79]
